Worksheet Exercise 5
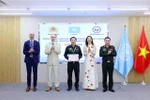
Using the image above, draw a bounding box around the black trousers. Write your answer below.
[102,61,114,89]
[67,62,80,88]
[26,58,38,87]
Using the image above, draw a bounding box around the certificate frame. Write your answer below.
[67,54,79,61]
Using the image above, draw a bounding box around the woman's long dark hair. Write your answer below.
[85,36,94,47]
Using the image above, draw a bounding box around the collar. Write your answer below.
[71,45,76,48]
[30,39,34,42]
[104,45,111,48]
[51,41,55,43]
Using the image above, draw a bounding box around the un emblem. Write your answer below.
[119,44,132,61]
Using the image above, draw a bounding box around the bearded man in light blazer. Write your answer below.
[45,34,61,92]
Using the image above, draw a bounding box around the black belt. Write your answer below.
[68,61,79,63]
[103,60,113,63]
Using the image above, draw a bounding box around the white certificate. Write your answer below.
[68,54,79,61]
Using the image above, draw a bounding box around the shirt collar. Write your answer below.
[71,44,76,48]
[30,39,34,42]
[51,41,56,44]
[104,45,110,48]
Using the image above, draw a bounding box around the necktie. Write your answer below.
[51,42,54,51]
[52,42,54,46]
[30,40,33,48]
[30,40,33,57]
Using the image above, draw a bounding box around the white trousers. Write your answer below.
[47,65,59,87]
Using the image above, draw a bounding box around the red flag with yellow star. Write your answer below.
[134,26,150,74]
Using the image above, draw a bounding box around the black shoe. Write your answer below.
[33,87,37,92]
[75,88,80,92]
[26,87,30,92]
[103,88,107,92]
[67,88,72,91]
[109,89,115,92]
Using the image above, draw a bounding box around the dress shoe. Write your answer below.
[46,86,52,92]
[90,89,96,91]
[103,88,107,92]
[67,88,72,91]
[26,87,30,92]
[109,89,115,92]
[55,87,60,92]
[75,88,80,92]
[85,88,90,91]
[33,87,37,92]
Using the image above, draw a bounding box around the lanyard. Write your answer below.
[71,47,76,54]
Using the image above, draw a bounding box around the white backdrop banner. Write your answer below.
[39,23,109,63]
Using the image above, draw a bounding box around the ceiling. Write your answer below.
[0,0,150,16]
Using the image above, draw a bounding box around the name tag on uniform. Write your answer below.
[103,48,106,51]
[69,48,72,51]
[68,54,79,61]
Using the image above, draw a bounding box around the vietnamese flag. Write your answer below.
[134,26,150,74]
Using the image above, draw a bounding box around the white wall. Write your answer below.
[21,16,128,83]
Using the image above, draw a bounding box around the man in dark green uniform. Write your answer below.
[64,37,82,91]
[99,36,117,92]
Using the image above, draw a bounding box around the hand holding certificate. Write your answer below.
[68,54,79,62]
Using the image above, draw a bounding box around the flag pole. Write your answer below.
[122,25,128,86]
[121,76,128,85]
[140,75,146,85]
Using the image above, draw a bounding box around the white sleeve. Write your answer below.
[83,45,88,56]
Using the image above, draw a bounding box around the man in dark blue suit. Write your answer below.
[23,32,40,92]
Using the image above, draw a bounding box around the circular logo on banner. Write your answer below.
[49,27,58,33]
[92,26,101,33]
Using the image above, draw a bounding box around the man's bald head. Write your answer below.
[29,32,35,40]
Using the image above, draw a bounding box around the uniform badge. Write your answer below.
[69,48,72,51]
[103,48,106,51]
[76,48,79,51]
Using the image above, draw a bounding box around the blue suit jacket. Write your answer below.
[23,40,40,64]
